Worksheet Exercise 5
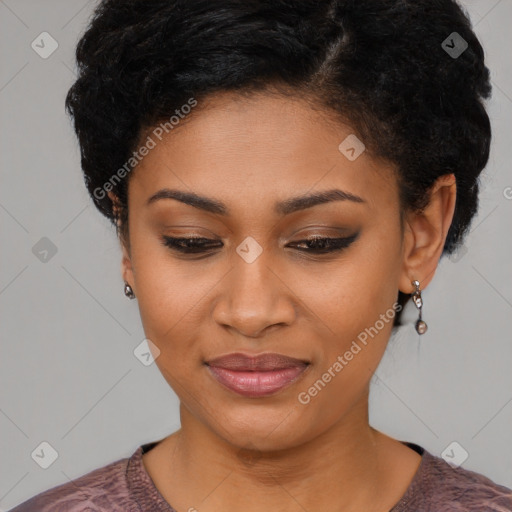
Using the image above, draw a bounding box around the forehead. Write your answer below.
[129,91,399,216]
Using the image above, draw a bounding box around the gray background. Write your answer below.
[1,0,511,509]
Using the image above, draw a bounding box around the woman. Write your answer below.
[10,0,512,511]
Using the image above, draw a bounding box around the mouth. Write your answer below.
[204,352,310,397]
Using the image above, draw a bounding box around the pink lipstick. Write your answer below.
[205,352,309,397]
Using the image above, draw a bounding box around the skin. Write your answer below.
[109,90,456,512]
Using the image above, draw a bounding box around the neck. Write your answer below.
[144,393,418,512]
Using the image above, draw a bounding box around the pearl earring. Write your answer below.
[411,280,427,334]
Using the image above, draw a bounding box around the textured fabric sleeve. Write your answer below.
[393,451,512,512]
[8,457,141,512]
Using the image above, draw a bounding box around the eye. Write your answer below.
[160,233,360,256]
[286,233,359,254]
[161,236,223,254]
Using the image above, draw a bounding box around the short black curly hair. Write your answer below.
[65,0,492,327]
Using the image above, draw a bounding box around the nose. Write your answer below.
[212,248,297,338]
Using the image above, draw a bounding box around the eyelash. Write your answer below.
[160,234,359,255]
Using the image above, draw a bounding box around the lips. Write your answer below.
[206,352,309,371]
[205,352,309,397]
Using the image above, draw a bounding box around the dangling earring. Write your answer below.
[124,282,136,299]
[411,280,427,334]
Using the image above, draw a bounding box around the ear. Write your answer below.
[120,240,135,293]
[398,173,457,294]
[107,191,136,293]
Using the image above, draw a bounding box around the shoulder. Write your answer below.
[399,446,512,512]
[8,449,141,512]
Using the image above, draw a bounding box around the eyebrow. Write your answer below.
[146,188,365,216]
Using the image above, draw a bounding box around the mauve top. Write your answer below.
[9,441,512,512]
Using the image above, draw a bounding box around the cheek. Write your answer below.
[299,222,402,340]
[128,227,208,354]
[292,225,402,407]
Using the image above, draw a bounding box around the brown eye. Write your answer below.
[160,232,360,257]
[161,236,223,253]
[287,233,359,253]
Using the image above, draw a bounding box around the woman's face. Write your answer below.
[121,91,409,451]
